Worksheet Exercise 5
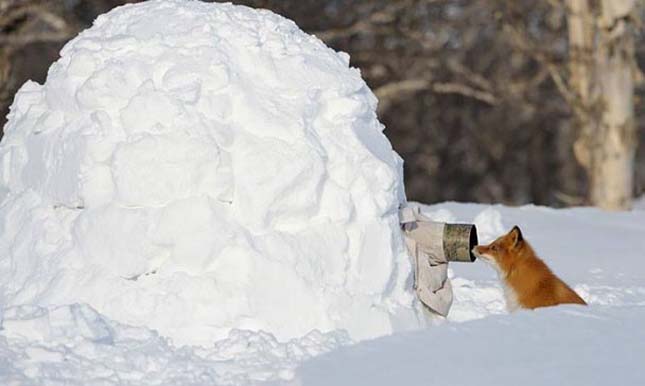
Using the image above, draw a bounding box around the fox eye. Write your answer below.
[491,245,498,251]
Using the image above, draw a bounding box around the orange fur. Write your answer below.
[473,226,586,311]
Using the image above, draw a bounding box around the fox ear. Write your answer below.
[510,226,523,246]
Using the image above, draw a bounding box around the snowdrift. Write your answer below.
[0,0,423,346]
[298,305,645,386]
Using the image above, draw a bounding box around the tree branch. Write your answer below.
[374,77,498,113]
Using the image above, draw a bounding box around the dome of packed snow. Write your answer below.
[0,0,424,345]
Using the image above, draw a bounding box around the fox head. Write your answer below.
[472,226,526,270]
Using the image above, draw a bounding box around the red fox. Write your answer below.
[472,226,586,311]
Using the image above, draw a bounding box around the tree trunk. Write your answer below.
[566,0,638,210]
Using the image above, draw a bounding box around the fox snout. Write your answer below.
[472,245,487,258]
[472,245,496,265]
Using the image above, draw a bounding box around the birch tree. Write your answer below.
[566,0,640,210]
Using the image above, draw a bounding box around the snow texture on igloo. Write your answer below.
[0,0,422,346]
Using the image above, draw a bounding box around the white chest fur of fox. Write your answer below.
[501,281,521,312]
[485,255,521,312]
[473,226,586,311]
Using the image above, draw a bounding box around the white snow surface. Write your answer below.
[297,306,645,386]
[0,0,420,350]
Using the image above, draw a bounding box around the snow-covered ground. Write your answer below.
[1,202,643,385]
[297,305,645,386]
[295,202,645,386]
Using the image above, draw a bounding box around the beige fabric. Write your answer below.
[400,205,453,317]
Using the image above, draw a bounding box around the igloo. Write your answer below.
[0,0,424,346]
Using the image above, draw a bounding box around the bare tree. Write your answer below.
[566,0,640,210]
[497,0,643,209]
